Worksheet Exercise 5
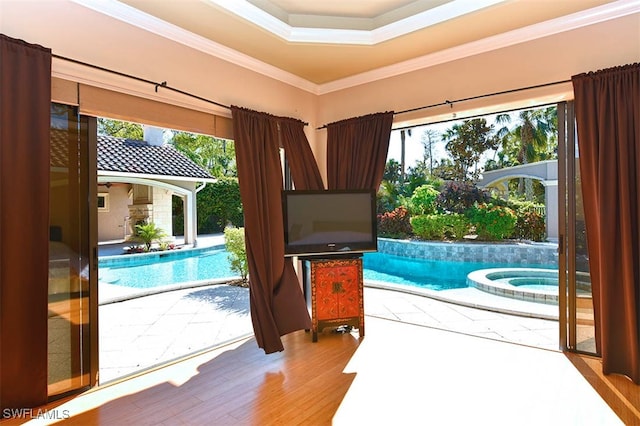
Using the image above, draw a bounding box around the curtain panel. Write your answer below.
[572,63,640,384]
[230,106,311,354]
[326,111,394,190]
[0,34,51,408]
[279,118,324,191]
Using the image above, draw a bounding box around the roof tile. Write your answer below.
[51,129,214,180]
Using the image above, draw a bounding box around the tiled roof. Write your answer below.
[50,129,214,180]
[98,135,213,179]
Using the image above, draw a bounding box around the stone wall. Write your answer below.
[377,238,558,267]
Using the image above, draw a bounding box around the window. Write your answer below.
[98,193,109,212]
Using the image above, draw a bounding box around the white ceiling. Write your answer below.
[70,0,636,90]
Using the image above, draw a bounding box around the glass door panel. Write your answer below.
[559,101,596,354]
[48,104,97,397]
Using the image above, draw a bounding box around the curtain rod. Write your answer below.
[53,53,231,111]
[316,78,571,130]
[55,53,570,130]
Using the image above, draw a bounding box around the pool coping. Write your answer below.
[365,280,559,320]
[99,277,240,305]
[98,244,226,267]
[467,268,559,305]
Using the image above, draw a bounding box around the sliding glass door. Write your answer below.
[558,101,596,354]
[48,103,98,398]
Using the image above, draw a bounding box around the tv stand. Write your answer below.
[301,255,364,342]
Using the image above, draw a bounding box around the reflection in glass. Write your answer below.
[48,103,91,396]
[574,144,596,354]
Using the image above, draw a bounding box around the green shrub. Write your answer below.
[411,215,444,240]
[466,203,517,240]
[408,184,439,215]
[198,178,244,234]
[376,181,400,214]
[224,227,248,283]
[507,199,547,241]
[512,209,546,241]
[411,213,470,240]
[377,206,412,238]
[442,213,472,240]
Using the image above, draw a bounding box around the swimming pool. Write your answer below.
[99,247,548,291]
[362,252,549,291]
[99,247,236,288]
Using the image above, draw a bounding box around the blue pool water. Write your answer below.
[362,252,542,291]
[100,248,546,291]
[99,248,235,288]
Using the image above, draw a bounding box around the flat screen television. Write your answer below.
[282,189,377,257]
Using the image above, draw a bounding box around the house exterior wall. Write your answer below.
[97,184,131,242]
[97,184,179,243]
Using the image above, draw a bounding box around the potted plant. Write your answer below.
[134,222,167,252]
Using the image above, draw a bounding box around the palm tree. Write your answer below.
[512,107,556,199]
[492,113,512,164]
[399,128,412,183]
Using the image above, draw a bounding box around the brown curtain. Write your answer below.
[572,63,640,384]
[280,118,324,191]
[231,106,311,354]
[326,111,394,190]
[0,35,51,407]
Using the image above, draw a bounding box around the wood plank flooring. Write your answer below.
[2,316,638,425]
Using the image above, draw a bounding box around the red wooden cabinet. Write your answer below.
[307,257,364,342]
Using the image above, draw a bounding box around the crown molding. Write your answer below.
[70,0,640,96]
[208,0,506,45]
[317,0,640,94]
[70,0,317,93]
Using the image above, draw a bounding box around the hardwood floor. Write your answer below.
[3,316,638,425]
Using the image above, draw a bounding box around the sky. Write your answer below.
[387,122,449,169]
[386,112,512,170]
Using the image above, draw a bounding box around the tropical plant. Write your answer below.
[197,177,244,232]
[98,118,143,139]
[224,227,249,284]
[382,159,403,185]
[466,203,517,241]
[498,107,557,199]
[508,200,547,241]
[134,222,167,251]
[411,213,470,241]
[441,118,499,181]
[376,180,400,214]
[436,181,490,214]
[410,214,444,240]
[170,131,236,178]
[377,206,412,238]
[431,158,459,181]
[407,184,439,215]
[404,164,440,197]
[399,128,412,183]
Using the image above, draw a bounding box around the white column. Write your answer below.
[183,190,197,246]
[544,180,559,241]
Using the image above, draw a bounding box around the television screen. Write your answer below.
[282,189,377,257]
